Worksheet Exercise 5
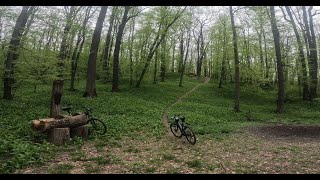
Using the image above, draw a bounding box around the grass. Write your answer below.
[1,73,320,173]
[0,73,200,173]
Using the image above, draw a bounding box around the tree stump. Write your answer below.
[71,125,89,138]
[48,128,70,146]
[50,80,64,119]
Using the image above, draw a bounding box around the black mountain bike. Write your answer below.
[62,106,107,135]
[169,115,196,145]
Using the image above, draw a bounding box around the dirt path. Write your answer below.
[161,77,211,133]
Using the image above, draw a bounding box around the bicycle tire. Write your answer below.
[88,118,107,135]
[184,126,196,145]
[170,123,182,138]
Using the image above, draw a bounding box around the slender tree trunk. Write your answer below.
[262,29,269,81]
[230,6,240,112]
[112,6,130,92]
[83,6,108,97]
[135,7,186,87]
[102,6,117,83]
[153,49,158,84]
[219,22,227,88]
[179,30,191,87]
[57,6,76,79]
[171,38,176,73]
[270,6,285,113]
[160,37,166,82]
[70,7,91,91]
[21,6,37,46]
[306,6,318,99]
[284,6,309,100]
[3,6,31,100]
[129,17,135,87]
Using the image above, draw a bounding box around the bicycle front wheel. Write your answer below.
[88,118,107,135]
[170,123,182,138]
[184,126,196,145]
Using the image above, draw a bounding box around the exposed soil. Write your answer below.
[247,124,320,143]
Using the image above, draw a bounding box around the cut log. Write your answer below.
[31,113,88,133]
[48,128,70,146]
[71,125,89,138]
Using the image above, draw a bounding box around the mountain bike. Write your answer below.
[62,106,107,135]
[169,115,196,145]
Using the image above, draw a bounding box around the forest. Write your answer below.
[0,6,320,174]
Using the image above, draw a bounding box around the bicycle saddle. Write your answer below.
[62,106,72,111]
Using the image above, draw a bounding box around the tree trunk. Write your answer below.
[270,6,285,114]
[284,6,309,100]
[153,49,158,84]
[171,38,176,72]
[57,6,76,79]
[102,6,117,83]
[112,6,130,92]
[129,16,135,86]
[70,6,91,91]
[135,7,186,88]
[3,6,31,100]
[160,37,166,82]
[219,22,227,88]
[306,6,318,99]
[50,80,64,118]
[179,30,191,87]
[230,6,240,112]
[263,29,269,80]
[83,6,107,97]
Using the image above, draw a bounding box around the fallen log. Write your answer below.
[31,113,88,133]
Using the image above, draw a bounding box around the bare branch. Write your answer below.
[279,6,291,23]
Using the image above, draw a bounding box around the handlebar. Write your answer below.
[170,114,185,122]
[62,105,92,115]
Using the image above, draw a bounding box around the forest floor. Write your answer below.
[14,77,320,174]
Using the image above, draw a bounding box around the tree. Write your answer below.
[230,6,240,112]
[83,6,108,97]
[70,6,92,91]
[136,7,186,88]
[281,6,309,100]
[179,28,191,87]
[112,6,139,92]
[3,6,33,100]
[270,6,285,113]
[302,6,318,100]
[102,6,118,83]
[57,6,79,79]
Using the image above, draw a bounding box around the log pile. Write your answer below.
[31,113,89,145]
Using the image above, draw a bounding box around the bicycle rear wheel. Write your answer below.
[170,123,182,138]
[184,126,196,145]
[88,118,107,135]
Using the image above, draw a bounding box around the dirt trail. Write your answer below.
[161,77,210,133]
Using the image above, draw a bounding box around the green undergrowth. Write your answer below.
[0,73,200,173]
[169,79,320,141]
[1,74,320,173]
